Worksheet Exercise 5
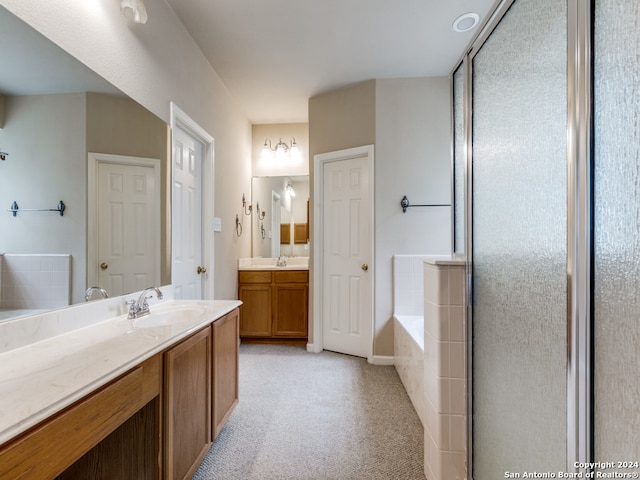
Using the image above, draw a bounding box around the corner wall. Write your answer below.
[308,80,377,348]
[374,77,451,355]
[308,78,451,356]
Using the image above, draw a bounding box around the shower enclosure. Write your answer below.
[454,0,640,477]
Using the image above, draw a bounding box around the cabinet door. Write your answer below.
[238,285,272,336]
[164,327,211,480]
[212,308,239,439]
[273,284,308,337]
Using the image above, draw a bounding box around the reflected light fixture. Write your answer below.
[286,182,296,197]
[0,150,7,161]
[263,138,300,156]
[120,0,148,24]
[453,12,479,32]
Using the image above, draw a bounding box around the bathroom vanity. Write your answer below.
[237,258,309,345]
[0,298,241,480]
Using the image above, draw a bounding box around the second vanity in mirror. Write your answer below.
[250,175,309,258]
[241,175,310,344]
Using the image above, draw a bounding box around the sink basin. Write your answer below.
[133,304,207,329]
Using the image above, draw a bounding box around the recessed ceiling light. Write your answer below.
[453,12,480,33]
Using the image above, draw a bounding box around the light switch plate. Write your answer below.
[213,217,222,232]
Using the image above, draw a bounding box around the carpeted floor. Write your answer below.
[193,344,425,480]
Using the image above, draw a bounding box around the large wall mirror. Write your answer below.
[0,6,170,322]
[251,175,309,258]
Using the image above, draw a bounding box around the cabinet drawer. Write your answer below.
[238,271,272,284]
[0,355,162,480]
[274,270,308,284]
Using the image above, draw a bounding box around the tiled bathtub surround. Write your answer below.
[394,315,425,424]
[423,257,466,480]
[392,255,425,316]
[393,255,426,425]
[0,254,71,310]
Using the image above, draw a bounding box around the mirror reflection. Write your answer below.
[251,175,309,258]
[0,6,170,322]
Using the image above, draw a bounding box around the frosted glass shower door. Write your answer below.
[594,0,640,464]
[471,0,567,477]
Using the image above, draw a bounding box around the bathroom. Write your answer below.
[0,1,638,479]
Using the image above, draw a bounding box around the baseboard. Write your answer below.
[306,343,322,353]
[369,355,395,366]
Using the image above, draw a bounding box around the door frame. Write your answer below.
[87,152,161,291]
[170,102,215,299]
[311,145,374,360]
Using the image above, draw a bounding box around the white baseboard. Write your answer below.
[306,343,322,353]
[369,355,395,366]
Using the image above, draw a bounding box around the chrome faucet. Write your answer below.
[276,255,288,267]
[126,287,163,319]
[84,286,109,302]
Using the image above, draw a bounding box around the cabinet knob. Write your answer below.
[197,266,207,274]
[361,263,368,271]
[100,262,109,270]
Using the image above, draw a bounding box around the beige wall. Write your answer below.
[0,93,87,303]
[308,80,377,349]
[0,94,5,128]
[0,0,253,301]
[374,77,451,355]
[251,123,309,177]
[0,92,172,304]
[86,92,171,286]
[308,78,451,357]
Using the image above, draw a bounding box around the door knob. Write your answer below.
[197,266,207,274]
[361,263,369,271]
[100,262,108,270]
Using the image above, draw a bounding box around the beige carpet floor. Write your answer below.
[193,343,425,480]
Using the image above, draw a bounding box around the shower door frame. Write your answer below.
[452,0,594,476]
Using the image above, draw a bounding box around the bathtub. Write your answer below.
[393,314,425,426]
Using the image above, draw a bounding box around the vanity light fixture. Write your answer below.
[453,12,480,32]
[263,137,299,155]
[286,182,296,197]
[120,0,148,24]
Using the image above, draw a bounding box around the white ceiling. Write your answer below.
[165,0,497,124]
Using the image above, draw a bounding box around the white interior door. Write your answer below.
[318,146,373,358]
[89,153,160,297]
[172,126,203,299]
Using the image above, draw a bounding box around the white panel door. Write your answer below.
[172,126,203,299]
[321,154,372,358]
[97,160,159,296]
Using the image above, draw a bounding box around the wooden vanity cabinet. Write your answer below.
[212,308,239,439]
[0,355,162,480]
[0,308,240,480]
[273,271,308,337]
[238,271,272,337]
[164,327,212,480]
[238,269,308,343]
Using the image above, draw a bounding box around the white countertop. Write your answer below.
[237,257,309,271]
[0,299,241,446]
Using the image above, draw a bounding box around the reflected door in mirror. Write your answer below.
[96,158,160,296]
